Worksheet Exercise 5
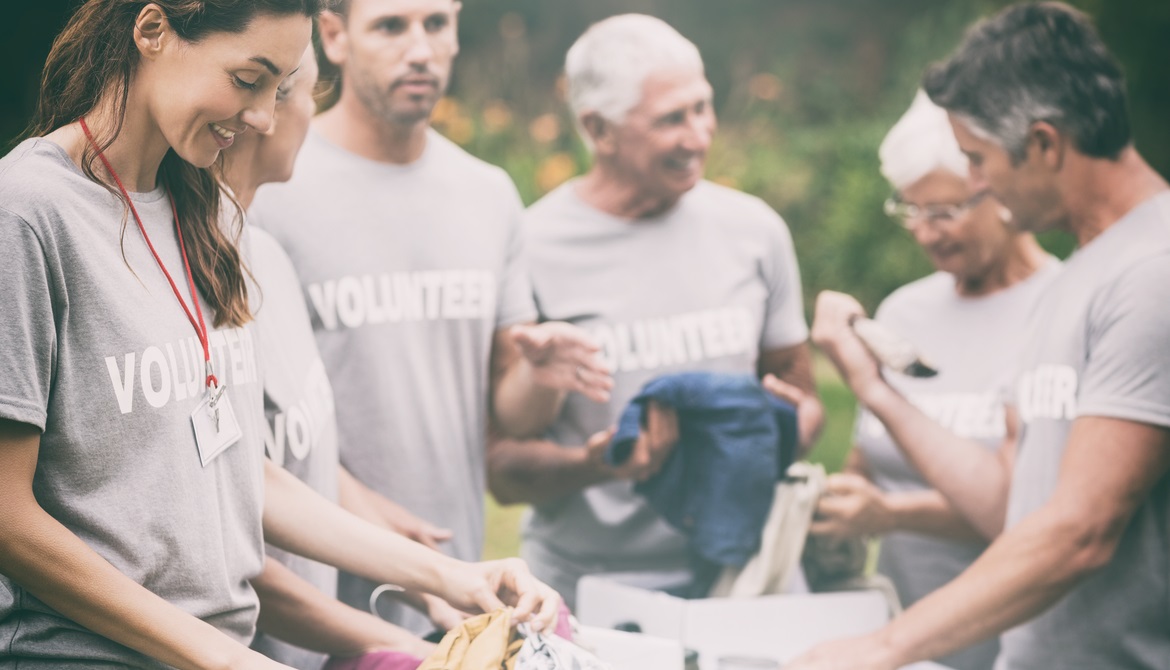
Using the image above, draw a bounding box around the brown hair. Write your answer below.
[28,0,323,328]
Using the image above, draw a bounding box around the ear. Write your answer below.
[1027,120,1066,171]
[134,4,170,59]
[317,10,349,67]
[581,112,616,156]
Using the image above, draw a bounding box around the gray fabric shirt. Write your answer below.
[0,139,266,668]
[246,227,340,670]
[249,128,535,631]
[994,193,1170,670]
[992,190,1170,664]
[520,180,809,606]
[855,260,1060,670]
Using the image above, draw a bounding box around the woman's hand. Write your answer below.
[810,473,894,540]
[438,558,562,632]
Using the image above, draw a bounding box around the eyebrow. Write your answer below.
[250,57,283,76]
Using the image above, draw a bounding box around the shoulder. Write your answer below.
[876,272,953,321]
[689,180,788,228]
[426,130,517,191]
[0,139,88,217]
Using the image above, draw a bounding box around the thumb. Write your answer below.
[824,472,863,495]
[511,324,550,355]
[587,426,616,449]
[763,373,805,405]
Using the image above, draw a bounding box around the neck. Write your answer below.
[955,234,1050,297]
[1062,146,1169,247]
[576,162,681,219]
[64,87,172,193]
[229,178,259,210]
[315,89,429,165]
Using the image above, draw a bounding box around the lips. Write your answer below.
[663,155,704,176]
[392,76,439,92]
[209,122,239,149]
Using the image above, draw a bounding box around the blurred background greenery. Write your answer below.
[3,0,1167,559]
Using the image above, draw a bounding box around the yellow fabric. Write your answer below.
[417,610,524,670]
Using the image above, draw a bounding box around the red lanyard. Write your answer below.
[79,117,219,392]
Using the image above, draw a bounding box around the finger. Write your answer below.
[763,373,805,405]
[815,496,849,517]
[808,519,842,537]
[511,324,551,357]
[658,406,679,448]
[586,427,616,450]
[824,473,863,494]
[499,563,541,623]
[646,403,674,450]
[532,586,561,633]
[573,365,614,403]
[472,585,508,617]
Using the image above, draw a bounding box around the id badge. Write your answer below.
[191,390,242,467]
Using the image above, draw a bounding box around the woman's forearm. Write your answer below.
[253,558,433,658]
[262,460,456,597]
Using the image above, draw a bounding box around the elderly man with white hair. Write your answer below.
[804,90,1059,670]
[486,13,824,606]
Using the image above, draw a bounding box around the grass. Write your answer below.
[482,357,859,560]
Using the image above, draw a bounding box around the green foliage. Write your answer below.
[436,1,1156,314]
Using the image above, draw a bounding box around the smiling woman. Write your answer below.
[0,1,322,669]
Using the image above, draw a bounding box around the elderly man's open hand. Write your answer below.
[511,322,613,403]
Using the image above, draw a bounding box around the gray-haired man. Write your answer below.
[487,14,825,607]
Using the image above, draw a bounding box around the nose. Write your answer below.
[967,163,990,194]
[908,216,942,247]
[682,112,714,152]
[403,22,435,66]
[240,98,275,135]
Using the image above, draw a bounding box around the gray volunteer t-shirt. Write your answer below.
[249,128,535,630]
[245,227,340,670]
[994,193,1170,670]
[0,139,266,668]
[521,180,809,605]
[855,260,1059,670]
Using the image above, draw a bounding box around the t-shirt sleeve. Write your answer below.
[0,208,55,430]
[759,208,810,351]
[494,182,538,328]
[1077,255,1170,429]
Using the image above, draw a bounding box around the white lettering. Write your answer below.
[140,346,170,409]
[336,276,366,329]
[587,307,757,373]
[103,326,259,415]
[308,282,338,330]
[1017,364,1079,423]
[105,353,136,414]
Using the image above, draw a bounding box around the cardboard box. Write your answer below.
[577,625,686,670]
[578,575,952,670]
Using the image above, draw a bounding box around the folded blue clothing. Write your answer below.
[608,371,799,571]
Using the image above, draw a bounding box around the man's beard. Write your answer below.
[352,68,443,128]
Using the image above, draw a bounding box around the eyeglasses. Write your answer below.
[883,190,990,230]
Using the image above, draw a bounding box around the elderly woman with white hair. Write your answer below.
[806,91,1059,670]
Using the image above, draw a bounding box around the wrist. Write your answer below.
[854,376,896,411]
[875,492,901,534]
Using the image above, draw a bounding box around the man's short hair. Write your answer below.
[565,14,704,142]
[923,1,1131,162]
